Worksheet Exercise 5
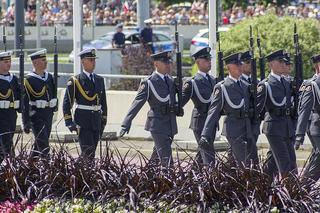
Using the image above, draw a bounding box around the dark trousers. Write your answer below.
[249,134,259,164]
[150,132,173,167]
[193,130,215,165]
[266,135,296,174]
[78,128,100,160]
[303,135,320,182]
[226,133,250,165]
[31,115,53,157]
[0,111,17,163]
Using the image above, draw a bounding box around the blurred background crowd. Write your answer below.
[0,0,319,26]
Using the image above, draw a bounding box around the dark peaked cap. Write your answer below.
[265,49,286,62]
[311,54,320,64]
[192,47,212,60]
[150,50,173,61]
[223,52,242,65]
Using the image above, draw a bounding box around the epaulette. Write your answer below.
[301,80,313,92]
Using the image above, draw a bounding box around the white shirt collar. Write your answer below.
[83,70,94,80]
[0,73,13,82]
[155,70,165,80]
[28,70,48,81]
[197,70,208,78]
[241,73,250,80]
[228,75,239,82]
[271,71,281,81]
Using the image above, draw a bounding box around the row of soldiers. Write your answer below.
[0,42,319,182]
[120,46,320,182]
[0,48,107,162]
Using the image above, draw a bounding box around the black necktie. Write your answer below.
[247,77,251,84]
[206,73,213,89]
[237,80,242,89]
[164,75,169,88]
[90,73,94,84]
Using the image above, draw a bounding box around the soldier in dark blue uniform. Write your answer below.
[140,19,154,53]
[262,51,296,177]
[23,49,57,157]
[0,51,21,163]
[182,47,216,165]
[63,48,107,161]
[200,52,253,165]
[257,50,297,178]
[112,23,126,48]
[119,50,178,167]
[295,54,320,182]
[240,50,260,164]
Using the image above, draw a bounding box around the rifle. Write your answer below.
[293,23,303,118]
[53,26,58,112]
[216,31,224,82]
[19,32,25,121]
[174,21,183,117]
[256,28,265,80]
[249,25,258,120]
[3,26,6,51]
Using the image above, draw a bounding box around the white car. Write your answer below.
[69,29,175,62]
[189,27,229,56]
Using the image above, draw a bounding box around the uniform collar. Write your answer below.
[28,70,48,81]
[155,70,166,80]
[82,70,94,80]
[228,75,239,82]
[270,71,281,81]
[0,73,13,82]
[197,70,208,79]
[241,73,250,80]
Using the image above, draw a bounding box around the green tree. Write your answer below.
[220,14,320,78]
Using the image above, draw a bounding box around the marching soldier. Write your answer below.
[119,50,178,167]
[63,48,107,161]
[240,50,259,163]
[182,47,216,165]
[23,49,57,157]
[0,51,20,163]
[257,50,297,177]
[200,52,253,165]
[295,54,320,182]
[262,52,296,177]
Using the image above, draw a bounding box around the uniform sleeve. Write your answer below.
[121,80,148,130]
[201,85,223,138]
[181,79,192,107]
[63,78,75,126]
[101,79,107,121]
[295,84,314,137]
[256,82,267,115]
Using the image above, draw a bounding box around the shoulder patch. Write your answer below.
[67,81,73,86]
[183,82,190,89]
[214,88,220,95]
[138,83,146,92]
[305,85,312,92]
[257,85,264,93]
[299,85,306,92]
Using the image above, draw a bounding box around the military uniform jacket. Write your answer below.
[121,72,178,135]
[201,76,253,139]
[296,75,320,137]
[63,72,107,131]
[23,72,56,124]
[0,73,21,129]
[182,72,216,131]
[257,74,295,137]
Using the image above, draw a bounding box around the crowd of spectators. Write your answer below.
[0,0,209,26]
[1,0,319,27]
[222,2,320,25]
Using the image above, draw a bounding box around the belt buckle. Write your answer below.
[93,105,98,111]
